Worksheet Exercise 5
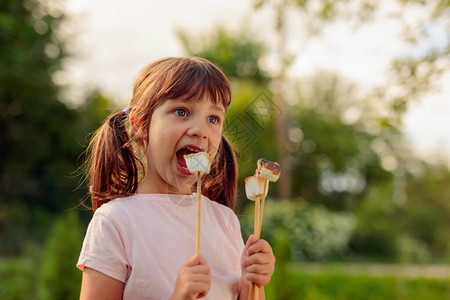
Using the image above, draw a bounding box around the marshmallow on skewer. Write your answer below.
[245,176,268,201]
[184,152,211,174]
[256,158,281,182]
[248,158,280,300]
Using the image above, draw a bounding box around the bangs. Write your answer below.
[156,57,232,109]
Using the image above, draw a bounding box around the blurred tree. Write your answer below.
[376,0,449,127]
[252,0,382,199]
[38,211,83,300]
[0,0,73,208]
[404,163,450,258]
[288,72,387,210]
[178,27,269,84]
[252,0,450,199]
[0,0,114,254]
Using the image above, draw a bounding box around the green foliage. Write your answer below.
[294,273,450,300]
[0,257,35,300]
[266,231,298,299]
[38,212,83,300]
[266,265,450,300]
[178,27,268,83]
[404,164,450,258]
[1,0,74,254]
[0,212,84,300]
[0,204,53,254]
[350,183,401,259]
[240,200,356,261]
[0,0,116,255]
[351,168,450,262]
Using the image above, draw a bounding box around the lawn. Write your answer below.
[266,263,450,300]
[1,257,449,300]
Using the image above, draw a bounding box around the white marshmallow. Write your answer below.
[184,152,211,174]
[256,159,280,182]
[245,175,268,201]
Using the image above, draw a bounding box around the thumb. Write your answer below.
[185,254,202,266]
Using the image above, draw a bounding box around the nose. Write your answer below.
[187,118,208,139]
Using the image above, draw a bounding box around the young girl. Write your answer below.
[77,57,275,300]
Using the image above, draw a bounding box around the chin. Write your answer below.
[167,174,194,191]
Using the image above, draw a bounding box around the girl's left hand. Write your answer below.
[240,234,275,288]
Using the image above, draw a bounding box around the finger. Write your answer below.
[243,252,272,267]
[185,254,202,267]
[186,273,211,284]
[247,239,272,256]
[245,263,270,275]
[186,253,210,267]
[190,264,211,276]
[186,282,210,297]
[197,288,210,299]
[246,273,270,287]
[196,254,208,265]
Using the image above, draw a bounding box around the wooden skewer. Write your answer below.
[257,179,269,238]
[248,282,254,300]
[196,171,201,254]
[254,198,260,237]
[249,196,262,300]
[251,180,269,299]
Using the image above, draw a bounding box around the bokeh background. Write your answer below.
[1,0,449,299]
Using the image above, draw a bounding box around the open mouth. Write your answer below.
[176,146,202,175]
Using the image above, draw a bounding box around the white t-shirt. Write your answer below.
[77,193,245,299]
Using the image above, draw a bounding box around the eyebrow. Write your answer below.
[173,98,225,115]
[211,105,225,115]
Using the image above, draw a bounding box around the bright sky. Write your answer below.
[62,0,450,163]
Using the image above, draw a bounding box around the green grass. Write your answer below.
[2,256,449,300]
[294,273,448,300]
[266,263,450,300]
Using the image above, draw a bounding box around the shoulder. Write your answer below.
[205,196,236,215]
[203,196,240,226]
[96,196,133,216]
[93,195,144,225]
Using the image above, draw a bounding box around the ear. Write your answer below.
[130,108,148,140]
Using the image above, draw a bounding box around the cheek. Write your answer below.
[210,131,223,159]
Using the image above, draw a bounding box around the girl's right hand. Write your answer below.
[170,254,211,300]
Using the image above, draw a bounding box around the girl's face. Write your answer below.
[138,95,225,194]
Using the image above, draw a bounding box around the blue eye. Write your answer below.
[174,108,187,117]
[208,116,219,124]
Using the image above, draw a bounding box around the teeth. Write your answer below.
[180,146,201,153]
[186,147,199,152]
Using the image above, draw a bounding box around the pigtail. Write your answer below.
[86,110,142,211]
[202,136,238,210]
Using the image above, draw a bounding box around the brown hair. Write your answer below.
[84,57,238,211]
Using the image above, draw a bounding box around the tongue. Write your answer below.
[176,149,191,168]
